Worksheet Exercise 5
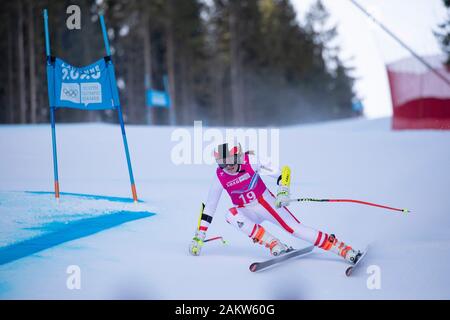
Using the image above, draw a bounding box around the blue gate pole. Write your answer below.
[117,106,138,202]
[43,10,51,57]
[50,107,60,199]
[99,15,111,56]
[163,75,171,108]
[100,15,138,202]
[44,9,60,199]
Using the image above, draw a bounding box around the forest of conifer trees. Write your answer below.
[0,0,361,126]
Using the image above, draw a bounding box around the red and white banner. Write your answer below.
[387,55,450,130]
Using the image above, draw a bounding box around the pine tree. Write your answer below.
[304,0,355,120]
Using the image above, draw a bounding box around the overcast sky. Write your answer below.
[291,0,447,118]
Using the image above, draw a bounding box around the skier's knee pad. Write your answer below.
[225,207,256,236]
[225,207,238,223]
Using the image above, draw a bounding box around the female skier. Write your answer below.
[189,143,363,264]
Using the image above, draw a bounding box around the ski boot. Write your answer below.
[252,225,290,256]
[322,234,362,264]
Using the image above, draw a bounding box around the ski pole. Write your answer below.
[204,236,228,244]
[290,197,410,213]
[197,203,228,244]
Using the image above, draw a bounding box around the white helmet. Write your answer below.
[214,143,243,168]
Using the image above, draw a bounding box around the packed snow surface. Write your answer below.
[0,118,449,299]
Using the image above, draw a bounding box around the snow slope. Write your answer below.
[0,117,449,299]
[0,191,154,248]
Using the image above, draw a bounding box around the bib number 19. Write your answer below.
[238,191,256,204]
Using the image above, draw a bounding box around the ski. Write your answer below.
[249,245,314,272]
[345,245,369,277]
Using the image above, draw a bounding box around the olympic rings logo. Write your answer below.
[63,88,79,97]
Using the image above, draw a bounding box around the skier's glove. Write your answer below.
[275,185,290,208]
[189,230,206,256]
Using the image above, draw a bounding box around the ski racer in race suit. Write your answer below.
[189,143,363,264]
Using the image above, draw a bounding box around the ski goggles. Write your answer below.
[216,155,242,169]
[218,162,236,169]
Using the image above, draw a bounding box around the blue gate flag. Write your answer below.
[352,99,364,112]
[146,89,171,108]
[47,57,119,110]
